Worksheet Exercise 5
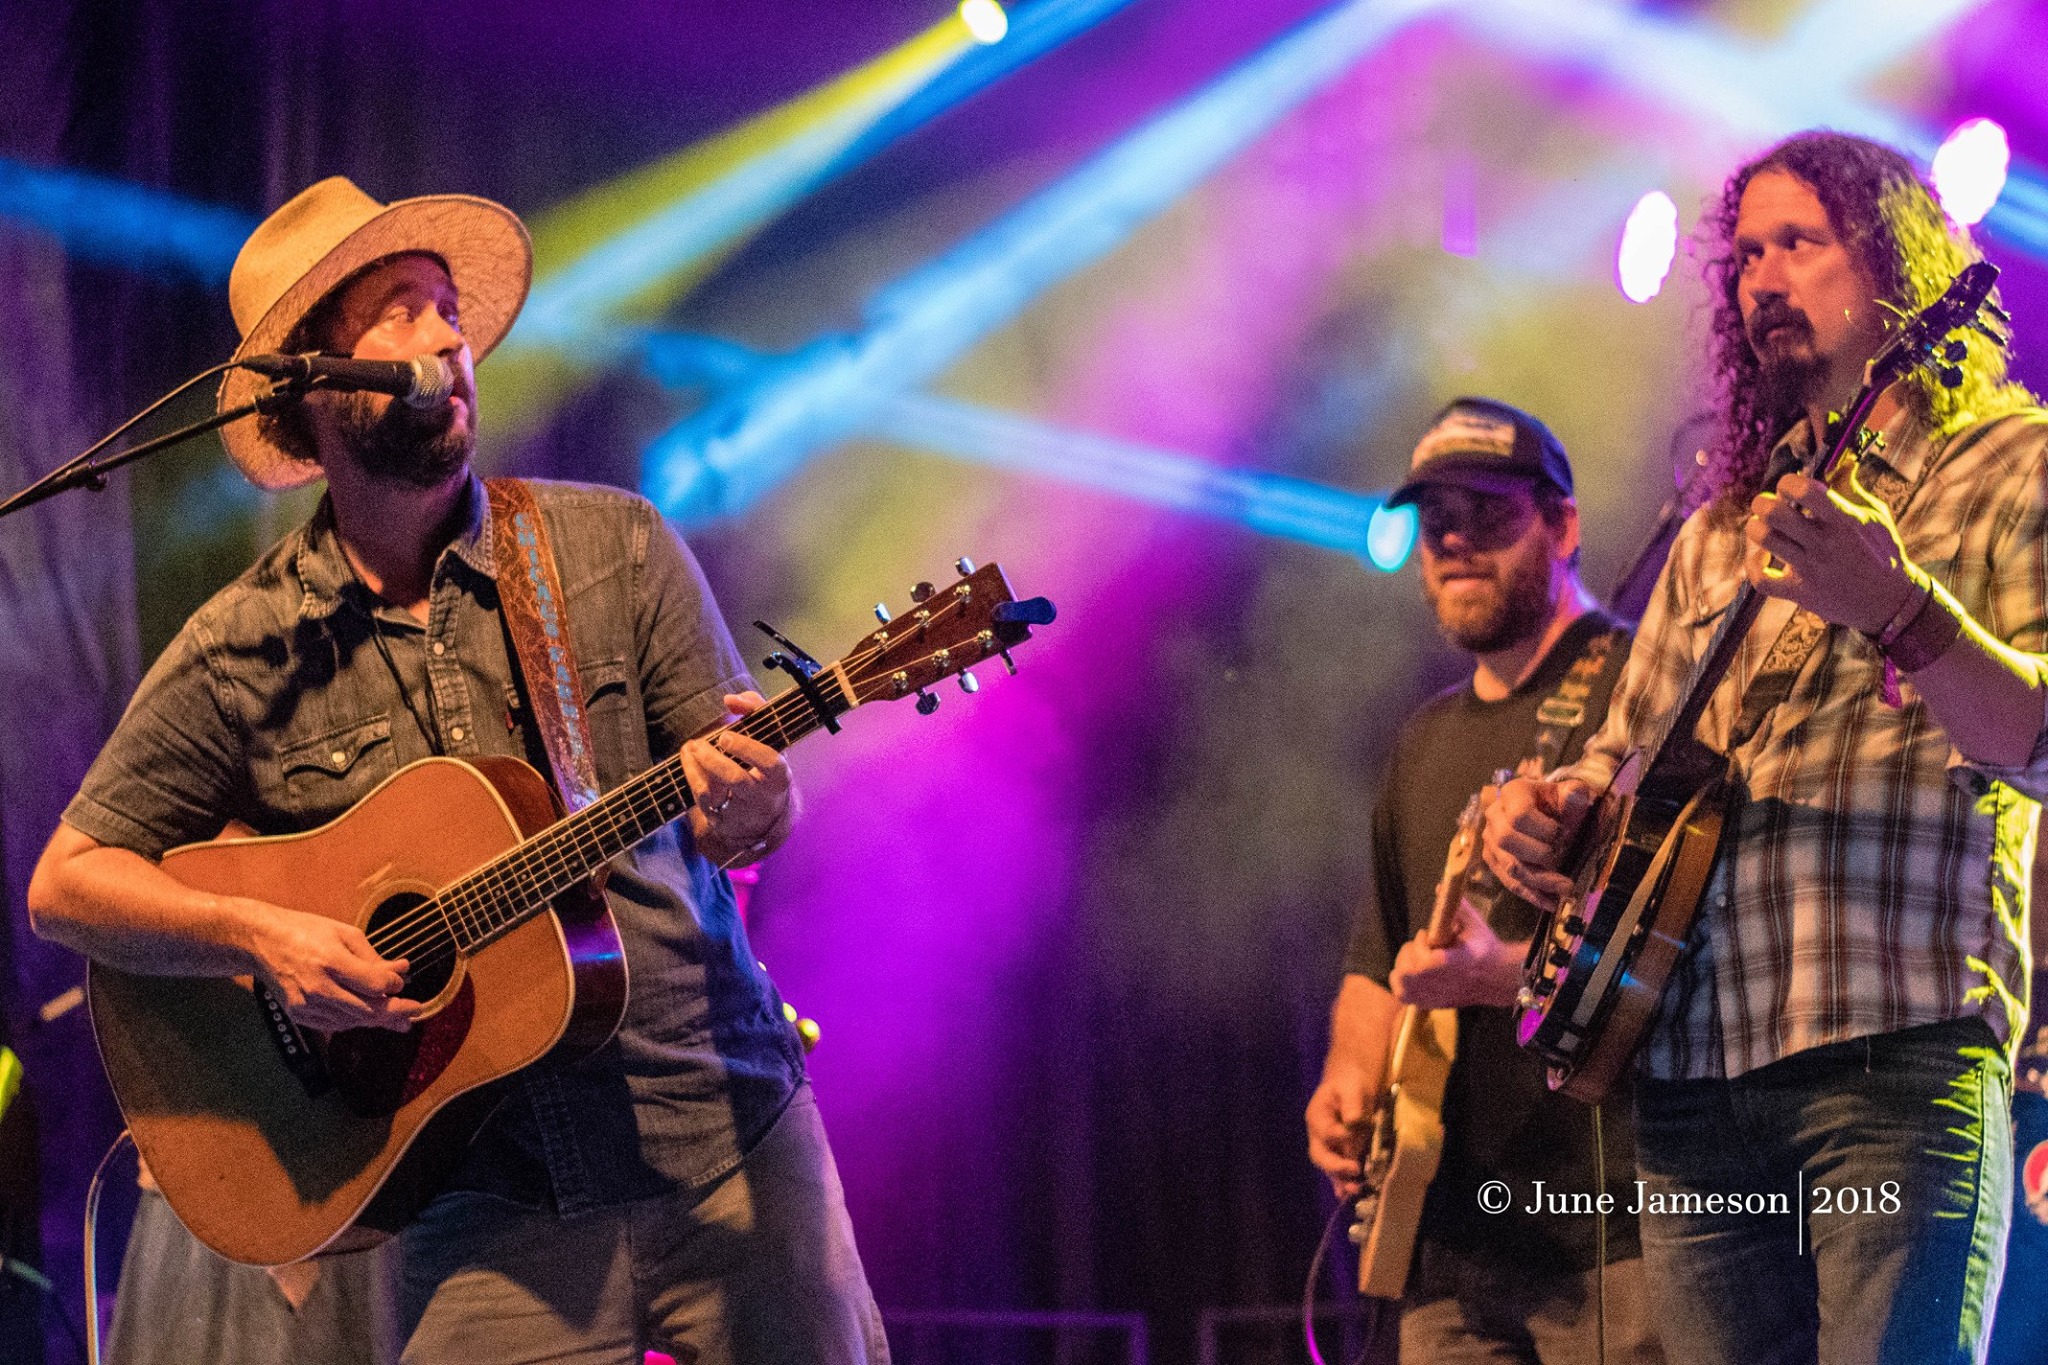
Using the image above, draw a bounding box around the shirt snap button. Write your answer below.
[330,750,347,766]
[433,641,447,656]
[449,726,466,743]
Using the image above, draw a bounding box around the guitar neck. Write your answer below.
[441,668,854,952]
[1641,579,1767,777]
[1422,867,1471,950]
[1630,388,1884,785]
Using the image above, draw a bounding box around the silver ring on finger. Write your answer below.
[711,795,734,815]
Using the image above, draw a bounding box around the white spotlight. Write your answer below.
[1932,118,2009,227]
[1616,190,1679,304]
[1366,503,1417,573]
[959,0,1009,45]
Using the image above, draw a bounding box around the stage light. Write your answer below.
[479,0,1131,440]
[642,0,1447,526]
[1932,118,2009,226]
[1616,189,1678,303]
[1451,0,2048,256]
[960,0,1009,44]
[1366,502,1417,572]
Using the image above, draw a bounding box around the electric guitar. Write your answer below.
[1350,786,1492,1298]
[87,561,1055,1266]
[1516,263,2009,1102]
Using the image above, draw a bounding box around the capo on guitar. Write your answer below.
[754,620,841,734]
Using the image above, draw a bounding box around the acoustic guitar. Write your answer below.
[1515,263,2007,1102]
[1350,786,1492,1298]
[88,561,1054,1266]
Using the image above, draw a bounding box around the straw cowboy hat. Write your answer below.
[216,176,532,490]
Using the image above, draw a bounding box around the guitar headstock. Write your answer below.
[839,559,1056,714]
[1870,260,2009,391]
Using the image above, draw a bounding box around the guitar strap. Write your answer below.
[1466,624,1629,907]
[486,478,604,813]
[1524,624,1628,778]
[1724,440,1930,751]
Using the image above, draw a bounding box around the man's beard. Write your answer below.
[335,391,472,489]
[1427,549,1556,655]
[1749,305,1829,437]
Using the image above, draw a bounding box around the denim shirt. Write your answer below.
[64,475,805,1211]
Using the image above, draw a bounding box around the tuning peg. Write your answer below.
[915,689,940,716]
[1973,319,2012,348]
[1939,365,1964,389]
[998,649,1018,675]
[959,672,979,694]
[1944,339,1967,362]
[910,581,935,604]
[874,603,892,624]
[956,556,976,575]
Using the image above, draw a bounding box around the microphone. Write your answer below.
[238,353,455,409]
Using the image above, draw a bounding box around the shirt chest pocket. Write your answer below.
[276,715,398,824]
[578,658,649,786]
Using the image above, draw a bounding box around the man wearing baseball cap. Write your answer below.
[29,177,887,1362]
[1308,398,1660,1362]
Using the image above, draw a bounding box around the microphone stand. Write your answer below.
[0,367,311,522]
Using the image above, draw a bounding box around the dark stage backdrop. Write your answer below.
[5,2,2047,1363]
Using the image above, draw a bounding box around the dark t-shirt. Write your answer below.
[1344,610,1640,1272]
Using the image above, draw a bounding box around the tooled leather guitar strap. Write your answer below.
[485,478,603,814]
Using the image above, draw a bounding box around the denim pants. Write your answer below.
[398,1084,888,1365]
[1633,1018,2011,1365]
[1400,1245,1665,1364]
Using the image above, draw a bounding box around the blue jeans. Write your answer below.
[1633,1018,2011,1365]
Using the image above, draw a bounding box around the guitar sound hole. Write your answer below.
[365,893,457,1003]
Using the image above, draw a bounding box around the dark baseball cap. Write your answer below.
[1386,397,1575,507]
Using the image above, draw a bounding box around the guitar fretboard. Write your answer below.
[377,670,852,963]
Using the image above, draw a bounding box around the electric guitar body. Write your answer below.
[1353,792,1485,1298]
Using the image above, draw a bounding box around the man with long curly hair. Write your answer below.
[1484,130,2048,1365]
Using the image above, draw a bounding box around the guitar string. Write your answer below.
[375,636,929,974]
[365,616,982,972]
[370,584,994,964]
[366,668,820,966]
[372,663,827,958]
[367,686,815,968]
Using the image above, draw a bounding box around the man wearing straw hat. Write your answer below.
[29,177,888,1363]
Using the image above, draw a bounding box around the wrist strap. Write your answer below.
[1880,585,1964,675]
[487,478,603,813]
[1870,570,1934,648]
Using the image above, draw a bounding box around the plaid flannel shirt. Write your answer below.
[1568,406,2048,1080]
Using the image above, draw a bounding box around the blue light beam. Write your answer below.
[640,329,1415,567]
[0,158,252,286]
[640,0,1448,526]
[868,391,1415,568]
